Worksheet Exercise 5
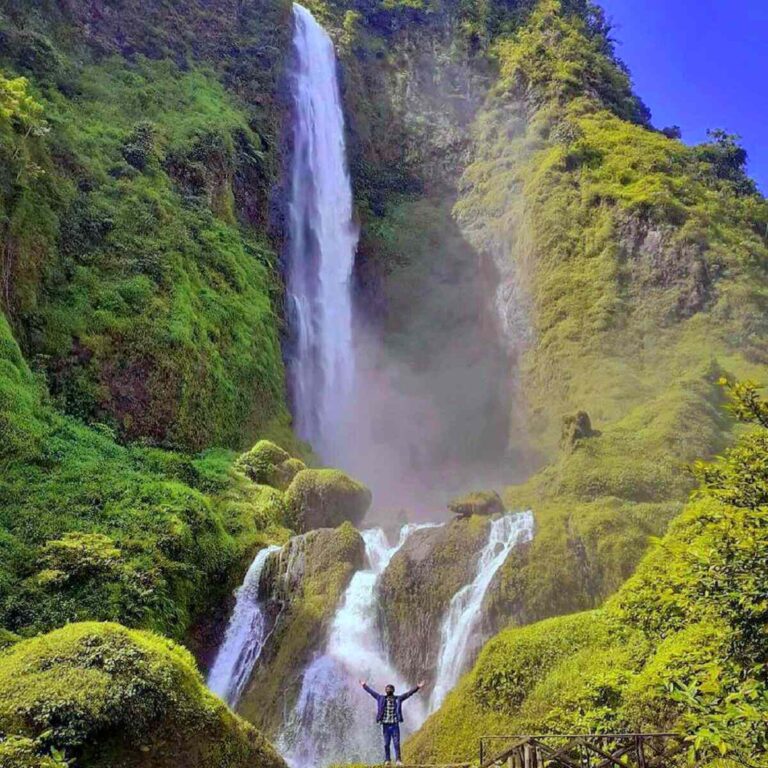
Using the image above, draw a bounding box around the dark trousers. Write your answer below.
[382,723,401,762]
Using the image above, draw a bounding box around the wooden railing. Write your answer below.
[478,733,698,768]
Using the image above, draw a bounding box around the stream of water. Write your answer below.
[207,4,536,761]
[285,2,357,467]
[207,544,281,707]
[429,511,535,712]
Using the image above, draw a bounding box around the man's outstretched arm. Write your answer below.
[359,679,381,699]
[399,679,426,701]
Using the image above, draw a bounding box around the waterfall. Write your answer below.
[285,3,357,466]
[429,511,534,712]
[279,525,434,768]
[207,544,281,707]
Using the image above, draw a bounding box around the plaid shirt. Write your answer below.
[382,696,398,724]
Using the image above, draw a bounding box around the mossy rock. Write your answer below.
[284,469,372,532]
[236,440,307,491]
[559,411,595,451]
[238,523,365,735]
[0,622,286,768]
[378,515,491,685]
[448,490,505,518]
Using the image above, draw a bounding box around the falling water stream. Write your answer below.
[207,544,281,707]
[429,511,535,712]
[285,2,357,467]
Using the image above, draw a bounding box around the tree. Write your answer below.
[695,129,757,196]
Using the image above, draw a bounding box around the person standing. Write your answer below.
[360,679,426,765]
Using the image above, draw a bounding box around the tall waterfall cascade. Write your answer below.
[429,511,535,712]
[207,544,281,707]
[285,2,357,466]
[207,3,537,760]
[279,525,434,768]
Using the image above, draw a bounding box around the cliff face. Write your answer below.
[0,0,294,450]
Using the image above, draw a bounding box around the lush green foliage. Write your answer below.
[0,0,302,650]
[0,621,286,768]
[410,383,768,766]
[0,305,295,639]
[0,0,296,450]
[447,0,768,631]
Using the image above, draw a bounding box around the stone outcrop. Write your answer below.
[238,523,365,735]
[377,515,491,685]
[448,490,505,518]
[236,440,307,491]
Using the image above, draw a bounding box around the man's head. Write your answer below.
[385,684,395,696]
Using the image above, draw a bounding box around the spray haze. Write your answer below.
[283,4,532,521]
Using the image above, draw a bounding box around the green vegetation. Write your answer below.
[409,382,768,766]
[284,468,372,532]
[237,439,308,490]
[239,523,365,735]
[448,0,768,632]
[0,0,300,650]
[0,50,291,450]
[0,621,286,768]
[448,490,505,518]
[0,282,294,642]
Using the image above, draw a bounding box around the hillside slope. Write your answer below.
[0,0,293,450]
[408,382,768,767]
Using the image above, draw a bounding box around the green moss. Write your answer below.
[0,736,65,768]
[0,621,286,768]
[0,12,293,452]
[236,440,307,491]
[448,490,505,518]
[284,469,372,532]
[0,310,292,640]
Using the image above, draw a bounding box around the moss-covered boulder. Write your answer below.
[236,441,307,491]
[448,490,505,518]
[238,523,365,735]
[0,621,286,768]
[284,469,372,532]
[378,515,491,685]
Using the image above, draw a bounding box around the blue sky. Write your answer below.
[599,0,768,192]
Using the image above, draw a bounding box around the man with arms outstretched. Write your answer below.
[360,678,426,766]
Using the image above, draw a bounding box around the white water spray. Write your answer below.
[429,511,534,712]
[207,544,281,707]
[285,3,357,465]
[279,525,434,768]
